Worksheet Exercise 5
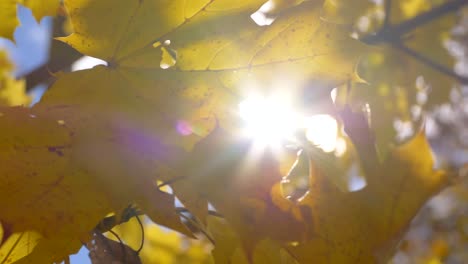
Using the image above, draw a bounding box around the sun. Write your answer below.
[304,114,338,152]
[239,94,300,148]
[238,94,339,153]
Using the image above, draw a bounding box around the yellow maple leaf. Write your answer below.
[0,51,31,107]
[0,0,364,259]
[178,128,305,251]
[206,216,299,264]
[0,231,41,264]
[321,0,375,24]
[0,106,187,263]
[45,0,365,148]
[0,0,60,40]
[168,106,447,263]
[111,216,214,264]
[285,108,448,263]
[0,0,366,262]
[0,78,31,107]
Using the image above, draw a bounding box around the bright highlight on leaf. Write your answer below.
[304,114,338,152]
[250,1,276,26]
[239,95,339,152]
[71,56,107,71]
[238,94,300,147]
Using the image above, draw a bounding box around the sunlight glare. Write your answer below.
[71,56,107,71]
[239,94,299,147]
[305,115,338,152]
[250,0,276,26]
[239,95,339,153]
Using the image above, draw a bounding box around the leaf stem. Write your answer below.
[135,216,145,253]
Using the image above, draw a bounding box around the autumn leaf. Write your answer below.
[165,105,447,263]
[206,216,298,264]
[45,0,366,148]
[0,0,457,262]
[0,105,187,263]
[0,231,41,264]
[321,0,375,25]
[22,0,60,21]
[110,216,214,264]
[0,51,31,107]
[0,78,31,107]
[0,0,60,40]
[285,107,448,263]
[0,0,366,260]
[0,1,19,40]
[176,127,305,252]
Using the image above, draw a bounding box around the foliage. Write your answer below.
[0,0,466,263]
[0,0,59,40]
[0,51,30,106]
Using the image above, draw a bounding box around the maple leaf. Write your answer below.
[2,0,454,262]
[109,216,214,264]
[285,107,448,263]
[0,51,31,107]
[167,106,448,263]
[0,106,186,263]
[39,0,364,226]
[321,0,375,24]
[206,216,299,264]
[0,0,60,40]
[0,231,42,264]
[0,78,31,107]
[177,128,305,251]
[0,0,366,261]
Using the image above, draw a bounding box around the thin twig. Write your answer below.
[394,42,468,84]
[178,212,216,245]
[135,216,145,253]
[390,0,466,37]
[95,205,143,233]
[175,207,224,218]
[362,0,468,45]
[383,0,392,28]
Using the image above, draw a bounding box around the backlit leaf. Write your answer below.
[287,108,448,263]
[111,216,213,264]
[0,231,41,264]
[5,0,365,258]
[0,105,187,262]
[0,51,31,107]
[0,0,456,262]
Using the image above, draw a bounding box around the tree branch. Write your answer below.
[383,0,392,28]
[361,0,468,45]
[393,43,468,84]
[359,0,468,84]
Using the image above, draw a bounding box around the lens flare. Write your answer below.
[239,94,300,147]
[238,95,339,153]
[304,115,338,152]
